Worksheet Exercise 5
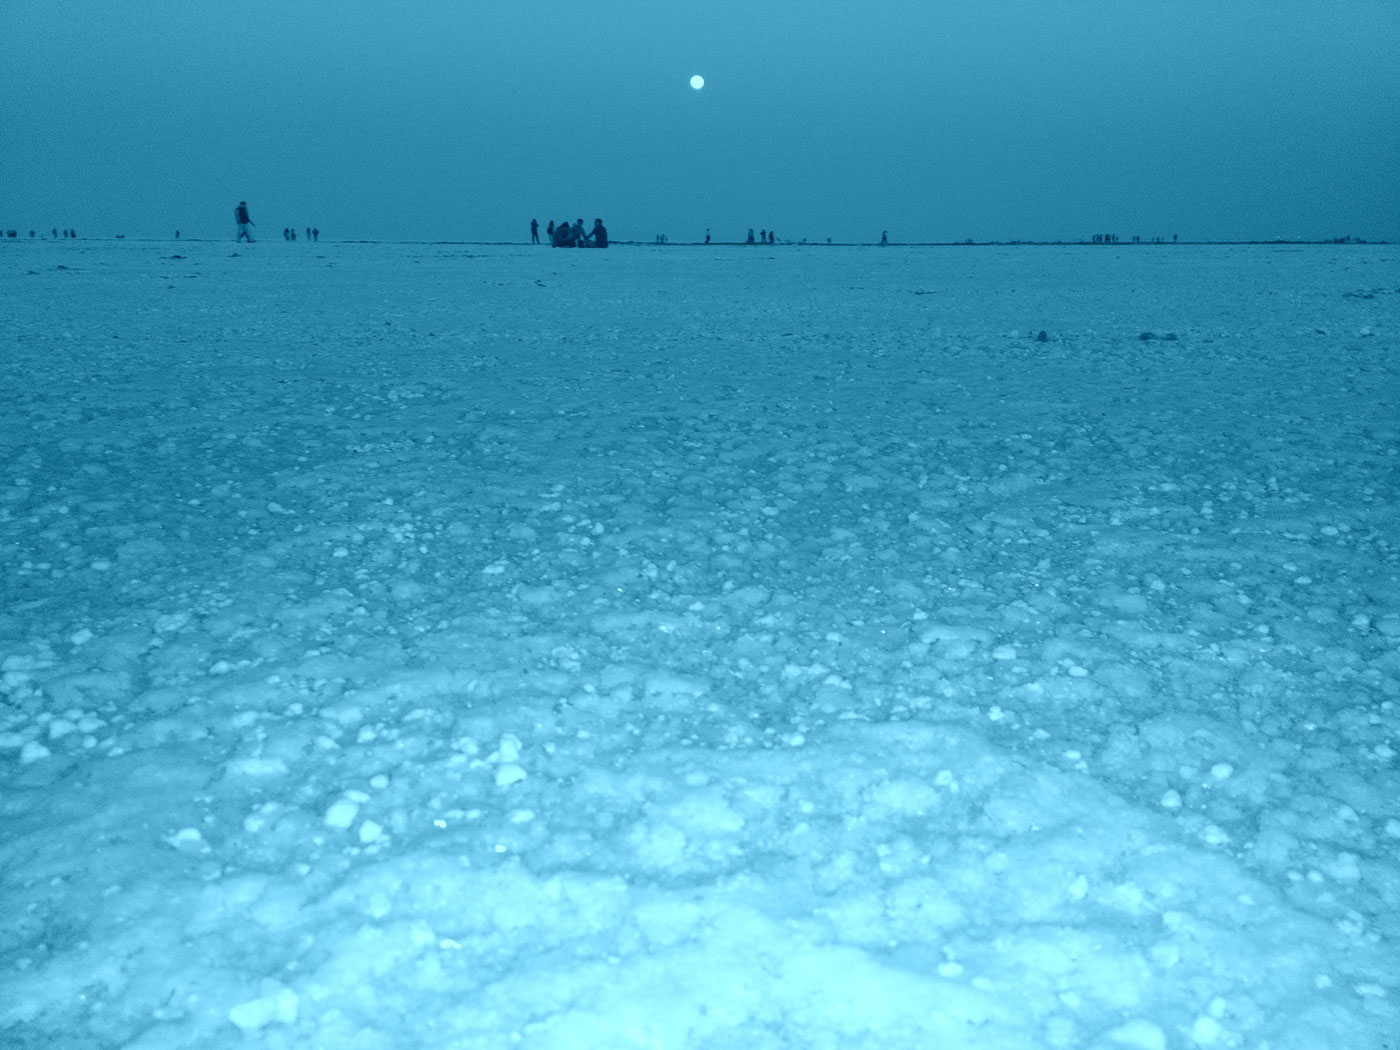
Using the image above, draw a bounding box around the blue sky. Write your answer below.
[2,0,1396,242]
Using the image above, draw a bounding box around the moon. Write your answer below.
[689,74,705,91]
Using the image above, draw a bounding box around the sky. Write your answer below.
[2,0,1397,243]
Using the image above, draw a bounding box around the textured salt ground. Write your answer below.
[1,240,1398,1049]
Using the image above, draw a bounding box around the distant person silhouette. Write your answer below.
[305,227,311,240]
[531,218,539,244]
[175,230,180,239]
[591,218,608,248]
[747,228,755,244]
[573,219,588,246]
[313,228,319,240]
[768,230,775,244]
[235,202,254,242]
[880,231,888,245]
[704,229,711,244]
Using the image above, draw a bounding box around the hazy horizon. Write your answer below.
[3,1,1397,244]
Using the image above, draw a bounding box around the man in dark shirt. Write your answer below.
[235,202,254,242]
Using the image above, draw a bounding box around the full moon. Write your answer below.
[689,75,705,90]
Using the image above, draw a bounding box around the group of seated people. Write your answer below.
[551,218,608,248]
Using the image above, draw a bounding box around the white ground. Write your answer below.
[2,240,1397,1050]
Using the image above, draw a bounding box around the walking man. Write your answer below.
[235,201,254,242]
[531,218,539,244]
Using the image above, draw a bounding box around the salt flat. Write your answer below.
[2,240,1398,1049]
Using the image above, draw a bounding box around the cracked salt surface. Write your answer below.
[2,240,1398,1048]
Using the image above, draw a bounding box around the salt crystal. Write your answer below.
[358,820,384,844]
[1103,1018,1167,1050]
[1190,1015,1223,1046]
[228,987,299,1032]
[1202,824,1230,846]
[495,763,527,788]
[1209,763,1233,780]
[166,827,204,849]
[324,799,359,829]
[19,740,51,764]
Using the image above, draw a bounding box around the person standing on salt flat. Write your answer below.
[235,201,254,242]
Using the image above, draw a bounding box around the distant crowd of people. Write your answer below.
[2,229,78,238]
[537,217,608,248]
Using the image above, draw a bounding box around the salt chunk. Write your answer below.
[369,773,390,790]
[19,740,51,764]
[991,645,1017,660]
[228,986,299,1032]
[1160,790,1182,810]
[1209,763,1234,780]
[1384,819,1400,839]
[496,733,522,763]
[48,719,77,740]
[495,763,527,788]
[1326,852,1361,883]
[1190,1015,1224,1046]
[324,798,359,829]
[509,809,535,824]
[166,827,205,849]
[70,628,94,646]
[358,820,384,844]
[1068,875,1089,900]
[1202,824,1230,846]
[225,757,289,777]
[1104,1019,1168,1050]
